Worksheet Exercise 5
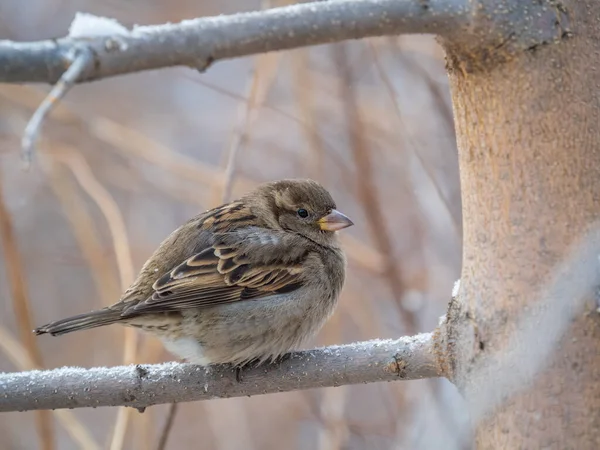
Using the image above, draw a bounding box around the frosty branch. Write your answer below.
[0,334,440,412]
[0,0,471,85]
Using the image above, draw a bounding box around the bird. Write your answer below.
[35,179,354,367]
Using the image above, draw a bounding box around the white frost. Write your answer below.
[452,278,461,298]
[68,12,129,38]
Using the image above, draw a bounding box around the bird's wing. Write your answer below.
[123,228,309,315]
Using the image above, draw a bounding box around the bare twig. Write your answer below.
[0,1,470,84]
[0,334,440,412]
[21,47,92,169]
[0,174,55,450]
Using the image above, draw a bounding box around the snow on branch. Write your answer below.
[0,333,440,412]
[0,0,470,84]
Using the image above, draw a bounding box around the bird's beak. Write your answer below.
[317,209,354,231]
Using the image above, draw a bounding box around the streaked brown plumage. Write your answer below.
[35,179,353,366]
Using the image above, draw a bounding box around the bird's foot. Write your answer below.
[233,354,292,382]
[234,358,262,383]
[273,353,292,364]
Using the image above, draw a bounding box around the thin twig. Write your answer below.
[156,403,179,450]
[21,47,92,169]
[0,85,76,122]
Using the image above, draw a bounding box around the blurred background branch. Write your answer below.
[0,173,55,450]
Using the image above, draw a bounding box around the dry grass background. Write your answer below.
[0,1,466,449]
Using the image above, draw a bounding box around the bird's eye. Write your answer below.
[297,208,309,218]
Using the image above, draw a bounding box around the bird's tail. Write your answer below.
[34,308,125,336]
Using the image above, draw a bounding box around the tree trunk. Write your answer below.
[442,1,600,448]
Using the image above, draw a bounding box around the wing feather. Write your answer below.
[123,230,308,316]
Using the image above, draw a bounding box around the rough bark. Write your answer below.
[440,0,600,448]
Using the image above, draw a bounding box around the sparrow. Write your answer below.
[35,179,354,367]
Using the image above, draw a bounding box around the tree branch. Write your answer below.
[0,333,440,412]
[0,0,470,84]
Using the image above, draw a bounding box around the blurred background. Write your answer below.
[0,1,466,449]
